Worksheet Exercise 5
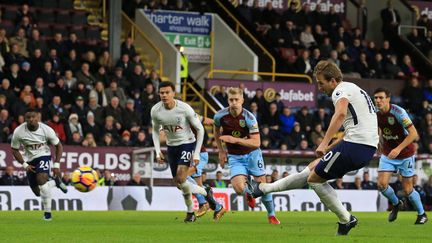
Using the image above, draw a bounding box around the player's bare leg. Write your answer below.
[378,172,403,222]
[253,175,280,225]
[401,177,428,224]
[308,171,356,235]
[36,173,56,221]
[248,159,320,198]
[231,175,255,208]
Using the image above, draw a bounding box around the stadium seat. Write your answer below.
[86,26,101,40]
[56,10,72,24]
[37,23,52,38]
[71,11,88,25]
[57,0,74,9]
[2,6,18,21]
[70,25,86,39]
[37,9,56,23]
[52,24,69,37]
[42,0,58,8]
[1,20,15,37]
[279,48,297,64]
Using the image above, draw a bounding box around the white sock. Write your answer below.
[260,167,310,194]
[39,182,52,213]
[186,181,207,196]
[179,182,194,212]
[309,182,350,223]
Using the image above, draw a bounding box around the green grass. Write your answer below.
[0,211,430,242]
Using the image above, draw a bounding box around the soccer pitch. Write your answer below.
[0,211,430,242]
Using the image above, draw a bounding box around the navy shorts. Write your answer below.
[315,141,376,180]
[27,156,51,188]
[167,142,195,177]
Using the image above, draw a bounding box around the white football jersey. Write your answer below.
[151,100,202,146]
[11,122,60,161]
[332,82,379,148]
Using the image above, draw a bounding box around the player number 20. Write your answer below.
[181,151,192,160]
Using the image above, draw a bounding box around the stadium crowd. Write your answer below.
[0,0,432,211]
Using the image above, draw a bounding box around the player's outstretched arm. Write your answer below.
[316,98,348,157]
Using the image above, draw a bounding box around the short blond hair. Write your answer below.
[313,60,343,83]
[227,87,243,96]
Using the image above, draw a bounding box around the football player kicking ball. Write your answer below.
[214,87,280,225]
[374,87,427,224]
[151,81,225,222]
[11,110,68,221]
[248,61,379,235]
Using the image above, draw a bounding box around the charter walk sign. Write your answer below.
[145,10,213,63]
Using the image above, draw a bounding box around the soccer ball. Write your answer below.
[71,166,99,192]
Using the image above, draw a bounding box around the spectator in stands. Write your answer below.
[333,27,351,47]
[214,85,228,107]
[10,28,28,58]
[327,50,340,67]
[380,0,401,37]
[4,43,25,67]
[310,123,324,145]
[423,79,432,103]
[339,52,354,74]
[63,71,77,93]
[129,65,146,94]
[249,101,262,125]
[0,166,21,185]
[95,67,110,87]
[370,53,386,79]
[300,25,316,49]
[98,50,114,72]
[267,22,284,48]
[294,49,312,75]
[49,33,67,57]
[400,54,419,77]
[66,113,83,144]
[75,62,96,89]
[251,88,268,114]
[262,102,280,133]
[7,63,23,92]
[47,113,66,143]
[320,37,334,59]
[348,176,362,190]
[347,38,362,61]
[380,40,395,61]
[141,82,159,127]
[282,21,300,48]
[134,130,151,147]
[128,173,146,186]
[15,4,36,25]
[104,80,127,109]
[29,49,45,76]
[279,107,296,136]
[212,171,227,188]
[289,122,307,148]
[28,29,47,57]
[101,132,117,147]
[402,77,423,116]
[83,111,102,142]
[270,169,279,183]
[119,130,132,146]
[103,115,120,141]
[104,97,124,127]
[116,53,133,77]
[121,37,136,57]
[33,77,52,105]
[296,139,312,151]
[328,6,341,35]
[385,54,404,79]
[145,70,161,92]
[71,96,88,123]
[423,175,432,210]
[313,25,326,46]
[89,81,108,107]
[123,99,141,130]
[331,178,348,190]
[0,109,11,142]
[296,106,313,133]
[0,79,15,105]
[407,28,425,51]
[63,49,81,72]
[361,171,377,190]
[87,96,104,126]
[65,32,81,55]
[19,85,36,108]
[282,171,289,178]
[20,61,35,87]
[421,125,432,153]
[0,94,9,111]
[355,52,372,78]
[261,1,280,27]
[310,48,321,69]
